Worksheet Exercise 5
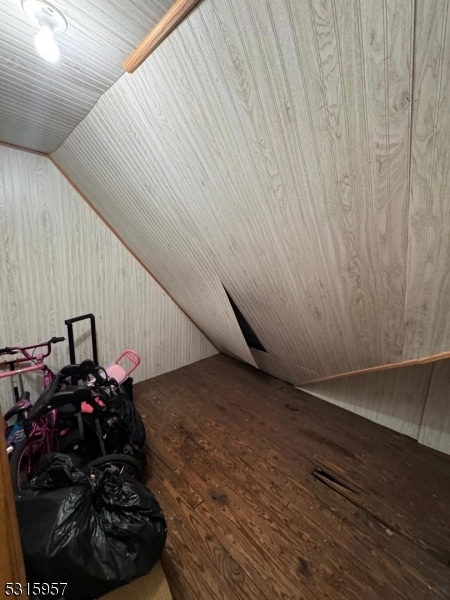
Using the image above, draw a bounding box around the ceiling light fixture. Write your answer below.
[21,0,67,63]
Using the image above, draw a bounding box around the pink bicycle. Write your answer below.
[2,336,65,454]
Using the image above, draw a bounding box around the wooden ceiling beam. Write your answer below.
[123,0,201,73]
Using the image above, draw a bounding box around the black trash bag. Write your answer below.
[16,454,167,600]
[32,452,88,487]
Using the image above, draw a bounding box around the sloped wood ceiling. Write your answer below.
[406,0,450,359]
[0,0,173,153]
[53,0,450,383]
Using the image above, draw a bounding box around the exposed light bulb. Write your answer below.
[34,24,59,63]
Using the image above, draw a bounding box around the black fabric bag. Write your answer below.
[108,385,146,449]
[16,454,167,600]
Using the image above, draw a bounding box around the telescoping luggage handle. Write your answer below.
[65,314,98,366]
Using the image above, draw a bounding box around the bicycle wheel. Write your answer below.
[9,437,46,495]
[87,454,143,480]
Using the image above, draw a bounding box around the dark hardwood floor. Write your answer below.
[134,355,450,600]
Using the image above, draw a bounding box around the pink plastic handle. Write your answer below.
[115,349,141,372]
[104,349,141,384]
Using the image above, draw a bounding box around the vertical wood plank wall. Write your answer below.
[418,361,450,455]
[303,360,450,455]
[53,0,416,380]
[0,146,216,413]
[301,363,434,440]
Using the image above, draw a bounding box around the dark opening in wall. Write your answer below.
[224,287,266,352]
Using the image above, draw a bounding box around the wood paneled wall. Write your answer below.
[418,360,450,455]
[0,145,216,414]
[53,0,416,381]
[303,359,450,456]
[301,364,433,440]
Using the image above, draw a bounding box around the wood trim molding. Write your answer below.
[0,140,47,157]
[298,351,450,387]
[123,0,202,73]
[0,413,26,588]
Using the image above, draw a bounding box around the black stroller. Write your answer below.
[11,359,146,492]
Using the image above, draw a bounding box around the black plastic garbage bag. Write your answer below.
[16,454,167,600]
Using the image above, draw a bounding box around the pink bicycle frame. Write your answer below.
[0,362,45,380]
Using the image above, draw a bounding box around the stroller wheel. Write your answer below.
[87,454,143,480]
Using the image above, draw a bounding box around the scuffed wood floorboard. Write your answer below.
[135,355,450,600]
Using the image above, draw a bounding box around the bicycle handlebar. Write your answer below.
[0,347,18,354]
[0,336,65,363]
